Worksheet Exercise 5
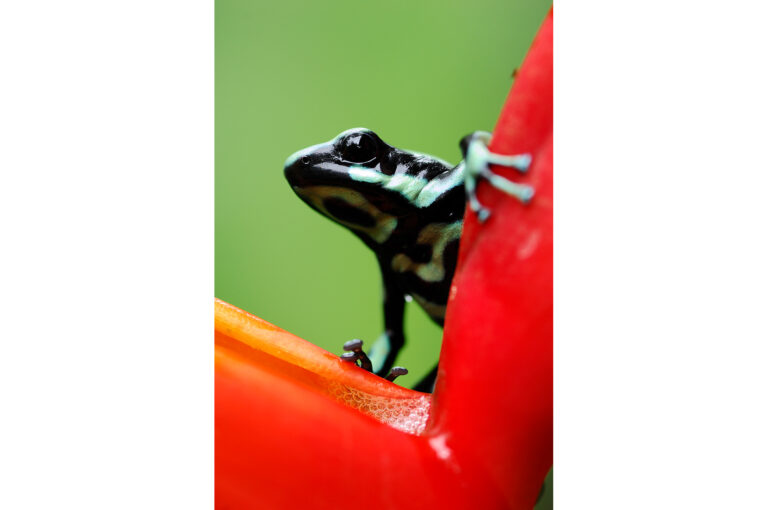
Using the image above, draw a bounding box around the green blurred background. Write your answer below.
[216,0,551,506]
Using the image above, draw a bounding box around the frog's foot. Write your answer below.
[340,339,410,384]
[341,338,373,372]
[464,131,534,222]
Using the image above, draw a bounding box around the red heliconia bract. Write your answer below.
[216,10,552,509]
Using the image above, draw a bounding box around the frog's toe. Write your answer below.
[341,338,373,372]
[343,338,364,352]
[385,366,409,382]
[340,351,359,363]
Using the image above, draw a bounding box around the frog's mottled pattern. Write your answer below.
[284,128,466,389]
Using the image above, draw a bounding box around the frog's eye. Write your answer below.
[339,132,377,164]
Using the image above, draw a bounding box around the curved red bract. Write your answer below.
[216,10,552,509]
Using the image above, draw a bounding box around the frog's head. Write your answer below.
[284,128,457,245]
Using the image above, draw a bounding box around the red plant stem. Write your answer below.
[427,10,553,509]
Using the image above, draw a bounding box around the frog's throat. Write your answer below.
[293,185,399,244]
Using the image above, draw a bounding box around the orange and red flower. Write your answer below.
[216,10,552,509]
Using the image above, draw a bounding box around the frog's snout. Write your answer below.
[284,148,306,169]
[284,142,320,186]
[283,151,304,187]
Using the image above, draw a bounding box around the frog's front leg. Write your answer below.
[367,264,406,377]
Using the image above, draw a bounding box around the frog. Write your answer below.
[284,128,533,391]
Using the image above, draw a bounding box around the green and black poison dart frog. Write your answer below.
[284,128,532,391]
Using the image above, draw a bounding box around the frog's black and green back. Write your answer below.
[284,128,465,390]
